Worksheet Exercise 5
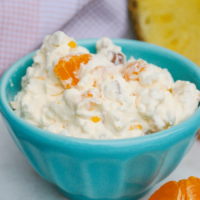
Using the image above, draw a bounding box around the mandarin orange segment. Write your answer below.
[149,181,180,200]
[178,179,187,200]
[124,60,147,82]
[186,176,200,199]
[68,41,77,48]
[88,102,95,111]
[87,93,93,98]
[129,124,142,130]
[82,91,93,98]
[54,54,91,88]
[149,176,200,200]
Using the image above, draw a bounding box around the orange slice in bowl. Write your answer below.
[54,54,91,89]
[123,60,147,82]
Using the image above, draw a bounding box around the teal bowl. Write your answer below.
[1,39,200,200]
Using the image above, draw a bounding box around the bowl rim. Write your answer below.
[1,38,200,146]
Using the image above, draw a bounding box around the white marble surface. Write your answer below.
[0,114,200,200]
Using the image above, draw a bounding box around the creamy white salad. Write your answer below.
[10,31,200,139]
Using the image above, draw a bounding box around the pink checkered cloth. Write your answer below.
[0,0,135,77]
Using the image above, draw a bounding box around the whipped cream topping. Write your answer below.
[11,31,200,139]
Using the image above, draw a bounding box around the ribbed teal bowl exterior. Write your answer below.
[1,39,200,200]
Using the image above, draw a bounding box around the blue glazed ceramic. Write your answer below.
[1,39,200,200]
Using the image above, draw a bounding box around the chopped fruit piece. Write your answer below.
[87,93,93,98]
[107,50,125,65]
[88,102,95,111]
[124,60,147,82]
[139,67,146,73]
[68,41,77,48]
[149,176,200,200]
[129,124,142,130]
[135,96,139,107]
[91,116,101,123]
[54,54,91,88]
[87,92,93,98]
[93,81,97,87]
[82,91,93,98]
[168,88,172,93]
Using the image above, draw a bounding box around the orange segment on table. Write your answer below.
[185,176,200,199]
[149,176,200,200]
[54,54,91,89]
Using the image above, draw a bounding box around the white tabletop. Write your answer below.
[0,114,200,200]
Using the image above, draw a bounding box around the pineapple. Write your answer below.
[128,0,200,66]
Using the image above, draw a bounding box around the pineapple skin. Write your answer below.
[128,0,145,41]
[128,0,200,66]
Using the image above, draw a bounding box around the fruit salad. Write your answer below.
[10,31,200,139]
